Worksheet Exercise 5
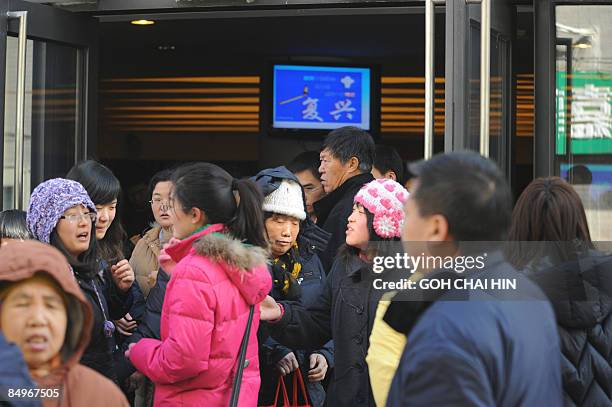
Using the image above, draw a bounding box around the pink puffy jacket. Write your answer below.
[130,224,272,406]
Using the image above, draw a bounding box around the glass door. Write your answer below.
[441,0,513,176]
[554,4,612,241]
[0,0,97,210]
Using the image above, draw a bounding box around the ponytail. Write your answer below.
[228,178,267,249]
[172,163,268,249]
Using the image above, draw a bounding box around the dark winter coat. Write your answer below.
[384,251,563,406]
[116,267,170,383]
[267,254,384,407]
[314,172,374,272]
[260,249,334,407]
[76,265,132,383]
[129,267,169,344]
[525,250,612,406]
[253,165,334,406]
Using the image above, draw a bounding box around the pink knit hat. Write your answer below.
[354,178,409,239]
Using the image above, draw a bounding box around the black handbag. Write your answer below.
[229,305,255,407]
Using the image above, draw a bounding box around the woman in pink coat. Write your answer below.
[127,163,272,406]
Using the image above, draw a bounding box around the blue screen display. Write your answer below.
[273,65,371,130]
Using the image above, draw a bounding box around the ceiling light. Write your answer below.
[131,19,155,26]
[573,35,592,49]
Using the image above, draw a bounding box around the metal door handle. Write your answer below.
[466,0,491,156]
[479,0,490,157]
[425,0,445,160]
[6,11,28,209]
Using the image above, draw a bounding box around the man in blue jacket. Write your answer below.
[384,152,562,406]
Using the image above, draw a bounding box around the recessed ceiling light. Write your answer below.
[573,43,592,49]
[131,19,155,26]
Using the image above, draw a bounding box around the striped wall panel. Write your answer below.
[100,74,533,137]
[101,76,260,133]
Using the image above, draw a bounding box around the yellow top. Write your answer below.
[366,292,407,407]
[366,271,424,406]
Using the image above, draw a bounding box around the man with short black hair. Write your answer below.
[371,145,404,185]
[314,126,375,271]
[288,151,326,222]
[384,151,562,406]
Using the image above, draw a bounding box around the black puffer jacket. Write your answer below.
[526,251,612,406]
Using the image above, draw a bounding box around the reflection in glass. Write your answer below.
[556,6,612,240]
[3,37,79,210]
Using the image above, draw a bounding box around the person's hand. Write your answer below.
[115,313,137,336]
[260,295,282,321]
[147,269,158,288]
[276,352,299,376]
[125,371,145,392]
[308,353,328,382]
[124,342,136,359]
[111,259,135,292]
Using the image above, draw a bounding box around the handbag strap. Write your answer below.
[229,305,255,407]
[274,374,290,406]
[292,368,310,407]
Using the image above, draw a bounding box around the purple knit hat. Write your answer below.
[26,178,97,244]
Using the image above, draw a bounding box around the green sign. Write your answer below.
[556,71,567,155]
[555,71,612,155]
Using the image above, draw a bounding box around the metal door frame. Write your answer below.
[0,0,97,209]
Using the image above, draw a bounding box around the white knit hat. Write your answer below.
[263,179,306,221]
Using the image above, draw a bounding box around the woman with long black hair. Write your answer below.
[67,160,145,339]
[126,162,272,406]
[26,178,135,383]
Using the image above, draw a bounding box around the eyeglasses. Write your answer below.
[149,198,173,212]
[60,212,97,223]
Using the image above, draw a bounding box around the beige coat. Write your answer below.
[129,226,169,298]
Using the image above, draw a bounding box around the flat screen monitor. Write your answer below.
[272,64,371,130]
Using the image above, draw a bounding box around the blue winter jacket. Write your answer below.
[384,251,563,406]
[0,332,40,407]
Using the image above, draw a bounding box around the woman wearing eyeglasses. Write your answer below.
[26,178,134,384]
[129,169,174,299]
[121,169,174,407]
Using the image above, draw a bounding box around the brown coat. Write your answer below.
[129,226,168,298]
[0,240,129,407]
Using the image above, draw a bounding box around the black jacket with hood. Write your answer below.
[252,167,334,407]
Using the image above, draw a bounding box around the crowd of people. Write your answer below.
[0,126,610,407]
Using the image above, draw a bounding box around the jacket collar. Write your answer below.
[383,249,507,335]
[165,224,225,264]
[143,225,161,244]
[345,254,369,279]
[314,172,374,225]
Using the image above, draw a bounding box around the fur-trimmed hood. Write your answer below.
[165,224,271,305]
[193,231,268,273]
